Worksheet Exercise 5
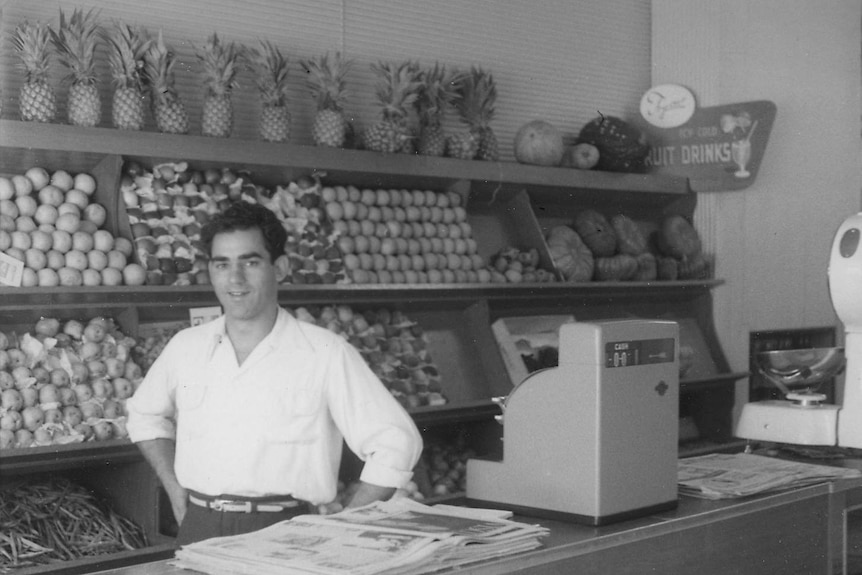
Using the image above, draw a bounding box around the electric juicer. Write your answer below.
[736,213,862,447]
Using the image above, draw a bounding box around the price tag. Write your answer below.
[0,252,24,287]
[189,306,222,326]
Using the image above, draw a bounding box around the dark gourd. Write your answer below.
[577,115,650,173]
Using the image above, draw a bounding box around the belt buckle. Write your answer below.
[211,499,235,512]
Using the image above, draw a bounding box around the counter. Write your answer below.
[80,478,861,575]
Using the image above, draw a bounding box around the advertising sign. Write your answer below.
[644,99,776,192]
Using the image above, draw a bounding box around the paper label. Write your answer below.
[0,252,24,287]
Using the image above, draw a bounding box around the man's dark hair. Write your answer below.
[200,201,287,263]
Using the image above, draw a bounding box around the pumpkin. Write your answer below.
[577,115,650,173]
[594,254,639,281]
[546,225,594,282]
[633,252,657,281]
[611,214,647,255]
[513,120,565,167]
[657,215,702,259]
[573,210,616,257]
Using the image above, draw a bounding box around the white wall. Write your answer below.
[652,0,862,416]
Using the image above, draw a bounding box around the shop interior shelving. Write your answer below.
[0,119,747,564]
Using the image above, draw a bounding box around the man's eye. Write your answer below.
[245,259,261,267]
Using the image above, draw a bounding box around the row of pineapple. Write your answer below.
[10,8,499,159]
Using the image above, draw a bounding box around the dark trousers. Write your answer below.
[176,500,309,547]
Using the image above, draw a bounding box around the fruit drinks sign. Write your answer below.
[643,99,776,192]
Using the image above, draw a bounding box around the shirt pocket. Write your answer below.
[260,381,321,444]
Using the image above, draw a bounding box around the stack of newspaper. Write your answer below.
[678,452,862,499]
[173,498,549,575]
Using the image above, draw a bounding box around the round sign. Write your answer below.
[639,84,696,129]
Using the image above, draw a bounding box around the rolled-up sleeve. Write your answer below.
[326,339,423,489]
[125,342,179,442]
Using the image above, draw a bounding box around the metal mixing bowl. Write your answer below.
[755,347,845,393]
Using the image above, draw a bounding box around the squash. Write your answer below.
[611,214,647,255]
[656,256,679,281]
[546,225,594,282]
[594,254,639,281]
[678,252,712,280]
[657,215,701,259]
[513,120,565,167]
[573,210,616,257]
[633,252,657,281]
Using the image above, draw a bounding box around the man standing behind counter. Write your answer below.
[126,201,423,545]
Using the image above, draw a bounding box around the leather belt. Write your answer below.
[188,493,303,513]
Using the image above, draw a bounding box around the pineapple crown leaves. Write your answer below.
[50,7,103,85]
[142,30,181,103]
[370,60,422,123]
[11,20,54,81]
[247,40,290,106]
[195,32,244,96]
[300,52,353,112]
[103,21,152,90]
[453,66,497,129]
[416,63,462,128]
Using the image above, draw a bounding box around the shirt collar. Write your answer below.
[207,307,317,359]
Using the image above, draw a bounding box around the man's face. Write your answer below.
[208,228,282,323]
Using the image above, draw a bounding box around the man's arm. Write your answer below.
[344,481,395,509]
[136,438,188,523]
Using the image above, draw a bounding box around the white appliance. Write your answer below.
[736,212,862,447]
[466,319,679,525]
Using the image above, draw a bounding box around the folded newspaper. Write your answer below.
[678,452,862,500]
[173,498,549,575]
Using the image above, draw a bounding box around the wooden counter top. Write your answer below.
[83,479,860,575]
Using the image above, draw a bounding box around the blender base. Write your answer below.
[736,400,840,445]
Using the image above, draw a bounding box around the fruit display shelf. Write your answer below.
[0,120,690,199]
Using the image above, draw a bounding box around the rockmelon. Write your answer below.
[513,120,564,167]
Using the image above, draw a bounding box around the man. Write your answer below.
[126,201,423,545]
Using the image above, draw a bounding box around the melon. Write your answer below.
[513,120,565,167]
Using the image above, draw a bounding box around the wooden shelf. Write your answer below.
[0,120,690,196]
[0,279,723,310]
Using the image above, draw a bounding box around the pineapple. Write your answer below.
[104,21,151,131]
[197,33,242,138]
[142,30,189,135]
[448,67,499,161]
[362,61,421,154]
[249,40,290,142]
[51,8,102,127]
[301,52,352,147]
[11,21,57,123]
[416,63,459,157]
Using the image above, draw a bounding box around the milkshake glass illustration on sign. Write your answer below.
[722,112,757,178]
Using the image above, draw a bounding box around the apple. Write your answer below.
[0,369,12,387]
[15,195,38,217]
[101,267,123,286]
[50,170,74,192]
[64,250,88,271]
[21,406,44,431]
[25,248,47,270]
[21,268,38,287]
[0,230,10,251]
[0,177,14,201]
[569,143,601,170]
[63,405,84,427]
[64,188,90,210]
[57,202,80,217]
[0,213,15,232]
[82,268,102,286]
[89,229,112,253]
[73,173,97,195]
[87,250,108,271]
[11,175,33,197]
[50,368,70,387]
[34,317,60,337]
[25,167,50,191]
[112,377,134,399]
[37,186,63,210]
[0,412,23,432]
[58,267,83,286]
[92,420,114,441]
[113,236,133,257]
[55,212,81,234]
[83,203,107,227]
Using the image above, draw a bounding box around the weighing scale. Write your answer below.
[736,212,862,448]
[467,319,679,525]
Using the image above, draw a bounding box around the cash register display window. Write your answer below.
[605,338,676,369]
